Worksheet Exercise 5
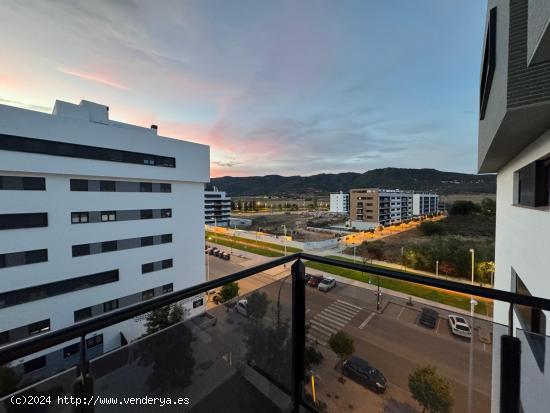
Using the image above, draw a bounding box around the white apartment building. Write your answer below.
[478,1,550,411]
[329,191,349,214]
[412,192,439,216]
[205,185,231,226]
[349,188,413,229]
[0,100,209,381]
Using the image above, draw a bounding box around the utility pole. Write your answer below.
[436,260,439,278]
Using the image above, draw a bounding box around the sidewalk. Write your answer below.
[316,248,492,288]
[305,266,493,322]
[207,241,493,321]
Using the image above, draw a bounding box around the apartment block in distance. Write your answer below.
[0,100,209,381]
[478,1,550,411]
[204,184,231,226]
[349,188,413,229]
[329,191,349,214]
[412,192,439,216]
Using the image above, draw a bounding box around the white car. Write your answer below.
[448,315,472,339]
[318,277,336,292]
[235,299,248,317]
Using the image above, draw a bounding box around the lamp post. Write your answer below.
[467,248,475,413]
[283,224,287,257]
[435,260,439,278]
[377,277,381,310]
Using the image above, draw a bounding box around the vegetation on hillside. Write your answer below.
[212,167,496,196]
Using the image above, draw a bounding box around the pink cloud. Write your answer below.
[58,67,129,90]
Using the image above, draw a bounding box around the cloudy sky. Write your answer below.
[0,0,486,177]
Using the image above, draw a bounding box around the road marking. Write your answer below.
[436,318,441,334]
[306,308,311,314]
[308,325,332,338]
[306,334,326,347]
[316,313,347,327]
[323,307,355,320]
[327,302,360,316]
[310,320,339,335]
[359,312,376,330]
[396,307,405,321]
[337,299,362,311]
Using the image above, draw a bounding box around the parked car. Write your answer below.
[342,356,387,393]
[219,252,231,260]
[213,249,221,257]
[307,275,324,288]
[318,277,336,292]
[208,247,219,256]
[235,299,248,317]
[304,273,312,283]
[419,308,438,329]
[448,315,472,339]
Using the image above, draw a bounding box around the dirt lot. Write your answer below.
[248,213,346,241]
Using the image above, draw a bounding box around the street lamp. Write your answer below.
[282,224,287,257]
[467,248,475,413]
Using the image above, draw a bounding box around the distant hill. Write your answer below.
[211,168,496,196]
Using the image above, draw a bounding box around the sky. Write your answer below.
[0,0,487,177]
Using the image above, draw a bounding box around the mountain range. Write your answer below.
[210,168,496,197]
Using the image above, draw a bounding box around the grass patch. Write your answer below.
[206,231,301,253]
[207,235,284,257]
[305,255,492,316]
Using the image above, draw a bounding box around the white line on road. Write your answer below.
[396,307,405,321]
[326,303,359,316]
[316,313,346,327]
[358,312,376,330]
[306,308,311,314]
[323,307,356,320]
[337,299,363,311]
[310,320,339,335]
[436,318,441,334]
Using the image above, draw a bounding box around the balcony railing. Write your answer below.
[1,253,549,413]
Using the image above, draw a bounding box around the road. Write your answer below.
[205,248,494,412]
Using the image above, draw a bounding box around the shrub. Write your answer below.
[419,221,444,236]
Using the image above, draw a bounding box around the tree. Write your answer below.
[145,303,188,335]
[477,261,495,284]
[305,324,324,374]
[480,198,496,216]
[247,291,268,321]
[449,200,480,216]
[0,365,20,397]
[136,303,194,393]
[328,331,354,362]
[419,221,444,236]
[219,282,240,302]
[244,309,292,390]
[408,365,454,413]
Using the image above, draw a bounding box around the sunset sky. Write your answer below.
[0,0,486,177]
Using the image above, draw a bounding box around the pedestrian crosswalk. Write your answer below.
[306,299,362,346]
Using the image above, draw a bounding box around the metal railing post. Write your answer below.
[291,259,306,412]
[73,334,94,413]
[500,303,520,413]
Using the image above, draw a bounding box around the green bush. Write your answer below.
[419,221,444,236]
[449,200,481,215]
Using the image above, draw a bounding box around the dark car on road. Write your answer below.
[419,307,439,329]
[307,275,324,288]
[342,356,387,393]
